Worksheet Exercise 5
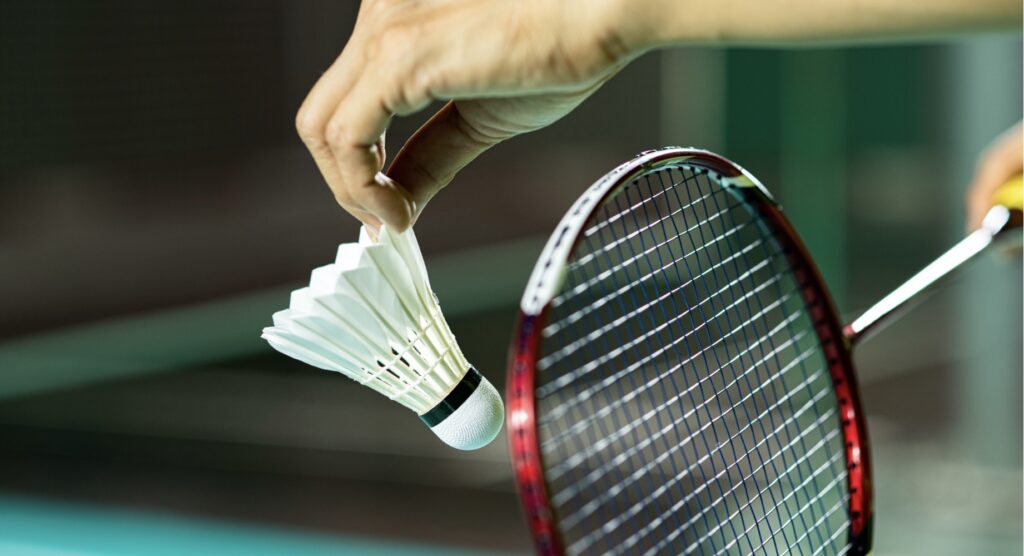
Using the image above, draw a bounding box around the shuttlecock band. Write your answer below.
[419,366,482,426]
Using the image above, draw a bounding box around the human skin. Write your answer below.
[294,0,1021,232]
[966,122,1023,230]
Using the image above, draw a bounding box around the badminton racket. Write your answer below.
[506,148,1021,555]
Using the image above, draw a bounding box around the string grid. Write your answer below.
[534,166,850,555]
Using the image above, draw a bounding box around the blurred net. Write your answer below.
[534,164,850,555]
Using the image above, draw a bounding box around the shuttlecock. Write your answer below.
[261,226,503,450]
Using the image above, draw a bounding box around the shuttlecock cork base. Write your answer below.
[262,226,504,451]
[419,366,503,450]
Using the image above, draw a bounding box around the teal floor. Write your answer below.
[0,494,503,556]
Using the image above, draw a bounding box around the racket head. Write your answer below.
[506,148,871,555]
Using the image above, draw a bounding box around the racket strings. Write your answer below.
[538,266,790,408]
[671,171,847,554]
[555,196,745,310]
[683,170,843,550]
[552,351,834,529]
[541,310,812,463]
[539,289,804,448]
[631,172,823,553]
[569,187,728,275]
[546,330,825,506]
[534,166,850,555]
[539,243,781,379]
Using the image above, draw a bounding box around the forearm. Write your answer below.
[622,0,1021,49]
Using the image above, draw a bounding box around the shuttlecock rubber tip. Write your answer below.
[420,368,504,450]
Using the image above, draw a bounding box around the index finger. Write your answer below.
[324,67,436,231]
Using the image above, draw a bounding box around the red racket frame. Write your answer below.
[506,148,872,555]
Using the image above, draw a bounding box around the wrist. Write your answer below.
[615,0,725,50]
[573,0,657,60]
[597,0,656,55]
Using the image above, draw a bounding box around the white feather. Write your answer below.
[261,226,503,450]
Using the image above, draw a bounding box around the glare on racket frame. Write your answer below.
[507,148,872,555]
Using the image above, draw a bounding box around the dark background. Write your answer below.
[0,2,1021,554]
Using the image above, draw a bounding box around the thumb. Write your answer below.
[359,172,416,233]
[387,101,504,220]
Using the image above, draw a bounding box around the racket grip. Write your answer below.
[989,176,1023,257]
[992,175,1023,211]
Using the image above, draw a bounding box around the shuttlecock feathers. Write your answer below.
[262,226,503,450]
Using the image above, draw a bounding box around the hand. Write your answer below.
[966,122,1023,230]
[295,0,638,232]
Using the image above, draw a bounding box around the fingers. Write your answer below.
[966,122,1023,230]
[292,0,628,231]
[297,36,432,233]
[321,62,440,231]
[386,101,507,217]
[296,44,386,230]
[386,74,620,220]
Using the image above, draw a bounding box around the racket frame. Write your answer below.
[506,148,873,555]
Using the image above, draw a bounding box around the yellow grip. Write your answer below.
[992,175,1023,210]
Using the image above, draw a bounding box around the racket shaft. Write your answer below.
[844,205,1016,344]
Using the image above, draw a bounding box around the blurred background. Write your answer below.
[0,2,1021,554]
